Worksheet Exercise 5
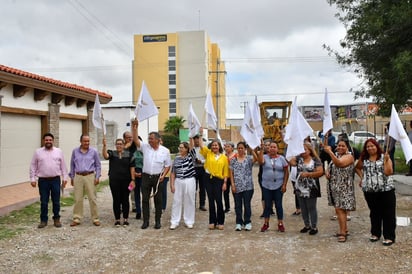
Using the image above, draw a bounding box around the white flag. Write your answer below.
[323,88,333,135]
[205,89,217,131]
[92,93,106,135]
[134,81,159,122]
[240,103,261,149]
[188,103,201,138]
[251,96,264,139]
[388,104,412,163]
[284,97,313,159]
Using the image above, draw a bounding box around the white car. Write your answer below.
[348,131,384,146]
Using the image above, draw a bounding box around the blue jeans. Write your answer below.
[38,177,61,222]
[262,186,284,219]
[233,189,254,225]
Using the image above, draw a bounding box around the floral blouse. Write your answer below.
[362,155,394,192]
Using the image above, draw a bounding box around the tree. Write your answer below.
[164,116,186,136]
[325,0,412,116]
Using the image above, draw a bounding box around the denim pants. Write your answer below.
[38,177,61,222]
[233,189,254,225]
[205,175,225,225]
[262,186,284,219]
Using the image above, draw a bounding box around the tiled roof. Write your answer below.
[0,64,112,99]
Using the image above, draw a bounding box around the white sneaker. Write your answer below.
[245,223,252,231]
[169,224,178,230]
[235,224,242,231]
[186,224,193,229]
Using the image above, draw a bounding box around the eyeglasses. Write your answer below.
[115,143,124,146]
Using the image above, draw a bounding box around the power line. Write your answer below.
[67,0,131,56]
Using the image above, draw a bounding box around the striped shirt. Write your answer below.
[172,149,196,179]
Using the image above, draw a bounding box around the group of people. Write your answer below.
[30,123,398,246]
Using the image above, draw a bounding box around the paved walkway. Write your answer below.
[0,161,109,216]
[0,161,410,217]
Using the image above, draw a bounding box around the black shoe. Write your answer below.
[141,221,149,229]
[199,206,207,211]
[300,227,311,233]
[309,228,318,235]
[136,213,141,219]
[154,222,161,229]
[114,221,121,227]
[224,208,230,213]
[259,213,264,218]
[132,208,137,213]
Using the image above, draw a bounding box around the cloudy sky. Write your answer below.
[0,0,368,115]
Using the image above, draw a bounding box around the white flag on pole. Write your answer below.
[205,89,217,131]
[388,104,412,163]
[134,81,159,122]
[251,96,264,139]
[240,103,261,149]
[323,88,333,135]
[188,103,202,138]
[284,97,313,159]
[92,93,106,135]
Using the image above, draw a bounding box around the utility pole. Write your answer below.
[209,58,226,130]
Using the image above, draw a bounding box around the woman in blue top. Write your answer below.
[258,141,289,232]
[229,142,258,231]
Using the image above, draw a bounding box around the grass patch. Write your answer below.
[0,179,109,241]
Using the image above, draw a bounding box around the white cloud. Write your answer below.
[0,0,367,114]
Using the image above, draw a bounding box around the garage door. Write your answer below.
[59,118,83,173]
[0,113,41,187]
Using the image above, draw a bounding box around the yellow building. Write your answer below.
[133,30,226,131]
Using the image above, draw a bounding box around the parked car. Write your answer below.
[348,131,384,146]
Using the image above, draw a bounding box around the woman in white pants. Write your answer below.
[170,142,197,229]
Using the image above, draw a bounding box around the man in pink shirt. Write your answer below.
[30,133,68,228]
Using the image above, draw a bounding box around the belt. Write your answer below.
[143,173,161,179]
[76,171,94,176]
[39,176,59,181]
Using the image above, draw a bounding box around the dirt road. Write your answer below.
[1,167,411,273]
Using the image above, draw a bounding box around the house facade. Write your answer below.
[0,64,111,188]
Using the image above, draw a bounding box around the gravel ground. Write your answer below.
[1,167,411,274]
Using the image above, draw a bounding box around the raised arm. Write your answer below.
[132,119,141,148]
[102,138,109,160]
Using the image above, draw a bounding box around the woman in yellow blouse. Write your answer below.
[199,137,229,230]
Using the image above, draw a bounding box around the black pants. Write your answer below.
[223,178,231,211]
[195,166,206,208]
[364,189,396,241]
[141,173,163,223]
[109,178,130,220]
[205,175,225,225]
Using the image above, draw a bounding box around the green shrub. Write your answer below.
[161,134,180,153]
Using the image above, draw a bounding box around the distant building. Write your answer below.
[0,64,111,188]
[133,30,226,130]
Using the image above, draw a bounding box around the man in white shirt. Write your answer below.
[132,119,171,229]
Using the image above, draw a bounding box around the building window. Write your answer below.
[169,74,176,85]
[168,60,176,71]
[169,88,176,99]
[169,102,176,114]
[168,46,176,57]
